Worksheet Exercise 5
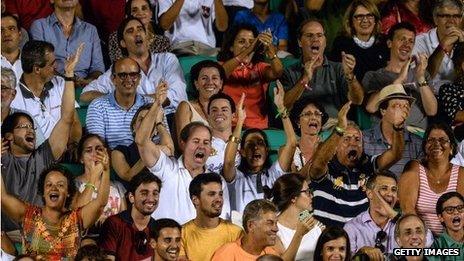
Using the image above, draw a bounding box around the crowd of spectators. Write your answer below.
[1,0,464,260]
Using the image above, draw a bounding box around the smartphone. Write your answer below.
[298,210,313,221]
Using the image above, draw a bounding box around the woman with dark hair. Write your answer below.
[380,0,434,35]
[108,0,170,62]
[290,98,329,171]
[1,164,109,259]
[329,0,389,80]
[399,122,464,236]
[218,23,283,129]
[269,174,323,260]
[223,84,296,213]
[314,226,351,261]
[438,42,464,141]
[175,60,226,140]
[112,103,174,185]
[71,134,126,244]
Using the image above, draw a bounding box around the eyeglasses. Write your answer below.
[443,205,464,214]
[14,124,36,131]
[300,111,323,118]
[114,71,141,80]
[300,188,313,196]
[426,137,450,145]
[135,231,148,254]
[436,13,462,19]
[1,85,14,91]
[374,230,387,253]
[353,13,375,21]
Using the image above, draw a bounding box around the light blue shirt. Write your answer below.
[29,13,105,79]
[82,52,187,114]
[86,92,151,149]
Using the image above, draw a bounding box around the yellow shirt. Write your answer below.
[181,219,242,261]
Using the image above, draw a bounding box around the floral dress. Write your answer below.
[21,204,82,260]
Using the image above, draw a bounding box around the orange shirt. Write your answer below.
[223,62,271,129]
[211,237,279,261]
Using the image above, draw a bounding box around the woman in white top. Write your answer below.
[268,174,323,260]
[290,98,328,172]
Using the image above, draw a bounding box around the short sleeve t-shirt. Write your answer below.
[211,237,279,261]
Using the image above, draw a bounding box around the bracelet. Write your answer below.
[269,53,278,60]
[393,125,405,132]
[334,126,345,136]
[275,107,289,119]
[417,80,428,88]
[300,78,311,90]
[64,75,75,81]
[84,183,97,192]
[228,135,241,144]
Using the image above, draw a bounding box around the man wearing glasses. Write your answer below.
[100,171,162,260]
[413,0,464,91]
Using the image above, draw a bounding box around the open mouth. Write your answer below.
[49,192,59,202]
[310,46,320,54]
[135,36,144,46]
[252,153,262,161]
[347,150,358,160]
[214,116,225,123]
[25,136,34,143]
[195,152,205,160]
[452,216,461,225]
[308,122,318,128]
[167,248,179,258]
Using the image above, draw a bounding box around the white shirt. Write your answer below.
[277,222,323,261]
[158,0,217,47]
[10,76,79,139]
[1,54,23,85]
[228,161,285,213]
[222,0,253,8]
[148,151,231,225]
[82,52,187,114]
[451,140,464,167]
[413,28,454,93]
[206,136,240,174]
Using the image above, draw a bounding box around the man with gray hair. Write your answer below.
[413,0,464,91]
[1,67,44,146]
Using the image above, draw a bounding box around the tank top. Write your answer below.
[416,163,459,235]
[277,222,322,261]
[185,101,209,126]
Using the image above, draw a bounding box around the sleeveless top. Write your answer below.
[277,222,322,261]
[185,101,209,126]
[416,163,459,235]
[22,204,82,260]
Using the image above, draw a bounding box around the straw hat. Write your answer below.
[374,84,416,112]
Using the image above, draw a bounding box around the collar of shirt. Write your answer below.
[119,209,156,229]
[1,53,21,66]
[49,12,83,29]
[427,27,439,48]
[18,75,54,101]
[373,123,412,144]
[108,92,146,110]
[178,155,206,174]
[439,231,464,247]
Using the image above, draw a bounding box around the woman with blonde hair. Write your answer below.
[329,0,389,80]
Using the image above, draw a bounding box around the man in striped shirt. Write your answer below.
[301,101,405,227]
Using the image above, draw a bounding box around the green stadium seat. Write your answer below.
[77,106,88,127]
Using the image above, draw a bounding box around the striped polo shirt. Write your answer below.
[311,154,377,227]
[86,92,151,149]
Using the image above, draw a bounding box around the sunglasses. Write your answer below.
[374,230,387,253]
[114,71,140,80]
[135,231,148,254]
[443,205,464,214]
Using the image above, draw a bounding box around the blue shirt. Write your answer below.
[86,93,151,149]
[233,10,288,45]
[30,13,105,79]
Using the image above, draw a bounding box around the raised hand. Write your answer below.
[392,105,409,128]
[337,101,351,130]
[1,138,9,155]
[359,246,385,261]
[64,43,84,76]
[442,27,464,50]
[295,215,317,237]
[303,56,318,81]
[95,148,110,172]
[237,93,246,124]
[155,102,165,125]
[274,80,285,111]
[341,52,356,79]
[414,53,428,81]
[393,57,411,84]
[154,80,168,105]
[373,188,397,219]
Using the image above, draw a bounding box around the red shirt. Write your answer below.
[4,0,53,30]
[99,210,155,261]
[223,62,271,129]
[381,3,433,35]
[79,0,125,41]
